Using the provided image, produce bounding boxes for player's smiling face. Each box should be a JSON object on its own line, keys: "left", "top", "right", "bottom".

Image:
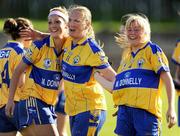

{"left": 68, "top": 10, "right": 89, "bottom": 42}
{"left": 126, "top": 20, "right": 144, "bottom": 47}
{"left": 48, "top": 14, "right": 67, "bottom": 38}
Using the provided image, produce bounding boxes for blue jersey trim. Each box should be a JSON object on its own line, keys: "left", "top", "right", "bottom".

{"left": 95, "top": 63, "right": 110, "bottom": 69}
{"left": 131, "top": 42, "right": 149, "bottom": 58}
{"left": 4, "top": 42, "right": 24, "bottom": 54}
{"left": 33, "top": 36, "right": 50, "bottom": 50}
{"left": 171, "top": 58, "right": 180, "bottom": 66}
{"left": 157, "top": 66, "right": 169, "bottom": 75}
{"left": 54, "top": 48, "right": 64, "bottom": 57}
{"left": 61, "top": 60, "right": 92, "bottom": 84}
{"left": 89, "top": 122, "right": 98, "bottom": 127}
{"left": 71, "top": 42, "right": 78, "bottom": 50}
{"left": 149, "top": 42, "right": 162, "bottom": 54}
{"left": 22, "top": 56, "right": 32, "bottom": 65}
{"left": 71, "top": 38, "right": 89, "bottom": 50}
{"left": 113, "top": 69, "right": 160, "bottom": 90}
{"left": 87, "top": 38, "right": 102, "bottom": 54}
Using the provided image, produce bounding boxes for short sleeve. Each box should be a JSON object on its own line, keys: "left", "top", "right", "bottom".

{"left": 150, "top": 46, "right": 169, "bottom": 74}
{"left": 86, "top": 50, "right": 110, "bottom": 69}
{"left": 9, "top": 51, "right": 23, "bottom": 74}
{"left": 172, "top": 41, "right": 180, "bottom": 65}
{"left": 22, "top": 43, "right": 41, "bottom": 65}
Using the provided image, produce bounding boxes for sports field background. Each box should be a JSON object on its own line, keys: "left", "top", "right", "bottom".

{"left": 0, "top": 19, "right": 180, "bottom": 136}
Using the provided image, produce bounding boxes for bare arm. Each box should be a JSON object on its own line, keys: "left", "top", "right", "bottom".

{"left": 97, "top": 66, "right": 116, "bottom": 81}
{"left": 94, "top": 72, "right": 114, "bottom": 93}
{"left": 160, "top": 71, "right": 177, "bottom": 128}
{"left": 20, "top": 28, "right": 49, "bottom": 41}
{"left": 5, "top": 61, "right": 28, "bottom": 117}
{"left": 18, "top": 70, "right": 25, "bottom": 88}
{"left": 95, "top": 66, "right": 116, "bottom": 93}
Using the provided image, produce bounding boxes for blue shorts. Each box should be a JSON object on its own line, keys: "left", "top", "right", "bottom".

{"left": 0, "top": 103, "right": 19, "bottom": 132}
{"left": 178, "top": 96, "right": 180, "bottom": 126}
{"left": 18, "top": 97, "right": 57, "bottom": 130}
{"left": 115, "top": 105, "right": 161, "bottom": 136}
{"left": 55, "top": 91, "right": 66, "bottom": 115}
{"left": 69, "top": 110, "right": 106, "bottom": 136}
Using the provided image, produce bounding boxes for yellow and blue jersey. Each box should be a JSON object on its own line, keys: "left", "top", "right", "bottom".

{"left": 22, "top": 36, "right": 63, "bottom": 105}
{"left": 113, "top": 41, "right": 169, "bottom": 119}
{"left": 62, "top": 36, "right": 110, "bottom": 116}
{"left": 172, "top": 40, "right": 180, "bottom": 65}
{"left": 172, "top": 40, "right": 180, "bottom": 95}
{"left": 0, "top": 41, "right": 24, "bottom": 108}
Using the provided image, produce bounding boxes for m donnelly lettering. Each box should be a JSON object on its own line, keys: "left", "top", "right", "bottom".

{"left": 62, "top": 71, "right": 75, "bottom": 80}
{"left": 115, "top": 78, "right": 142, "bottom": 88}
{"left": 41, "top": 78, "right": 59, "bottom": 88}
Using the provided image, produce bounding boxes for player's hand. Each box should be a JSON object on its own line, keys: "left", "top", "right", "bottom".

{"left": 5, "top": 100, "right": 15, "bottom": 118}
{"left": 20, "top": 28, "right": 35, "bottom": 41}
{"left": 20, "top": 28, "right": 45, "bottom": 41}
{"left": 166, "top": 108, "right": 177, "bottom": 128}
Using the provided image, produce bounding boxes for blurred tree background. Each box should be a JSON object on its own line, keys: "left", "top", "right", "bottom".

{"left": 0, "top": 1, "right": 180, "bottom": 135}
{"left": 0, "top": 0, "right": 179, "bottom": 21}
{"left": 0, "top": 0, "right": 179, "bottom": 70}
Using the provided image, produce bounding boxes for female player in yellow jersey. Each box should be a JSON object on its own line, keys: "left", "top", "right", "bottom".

{"left": 95, "top": 14, "right": 177, "bottom": 135}
{"left": 0, "top": 18, "right": 33, "bottom": 136}
{"left": 5, "top": 7, "right": 68, "bottom": 136}
{"left": 172, "top": 40, "right": 180, "bottom": 127}
{"left": 16, "top": 5, "right": 116, "bottom": 135}
{"left": 61, "top": 5, "right": 116, "bottom": 136}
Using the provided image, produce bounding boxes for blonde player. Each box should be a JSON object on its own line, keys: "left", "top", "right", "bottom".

{"left": 95, "top": 14, "right": 177, "bottom": 135}
{"left": 61, "top": 5, "right": 116, "bottom": 136}
{"left": 5, "top": 7, "right": 68, "bottom": 136}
